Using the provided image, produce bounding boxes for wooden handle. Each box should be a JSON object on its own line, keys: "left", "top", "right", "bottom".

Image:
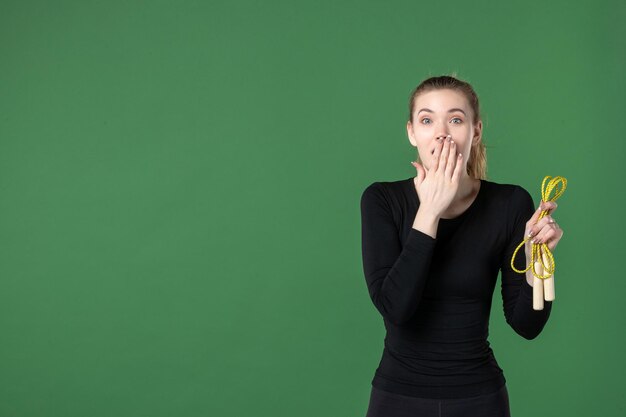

{"left": 533, "top": 261, "right": 544, "bottom": 310}
{"left": 541, "top": 251, "right": 555, "bottom": 301}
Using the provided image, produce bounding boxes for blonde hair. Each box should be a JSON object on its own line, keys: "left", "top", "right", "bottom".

{"left": 408, "top": 74, "right": 487, "bottom": 180}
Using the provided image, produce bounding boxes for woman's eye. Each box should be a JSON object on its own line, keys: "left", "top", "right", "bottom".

{"left": 421, "top": 117, "right": 462, "bottom": 124}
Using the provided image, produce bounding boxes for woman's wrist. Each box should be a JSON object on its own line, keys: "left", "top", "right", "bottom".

{"left": 412, "top": 206, "right": 440, "bottom": 239}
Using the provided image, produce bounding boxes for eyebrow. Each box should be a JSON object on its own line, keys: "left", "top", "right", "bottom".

{"left": 417, "top": 108, "right": 466, "bottom": 116}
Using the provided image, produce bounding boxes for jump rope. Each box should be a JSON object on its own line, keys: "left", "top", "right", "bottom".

{"left": 509, "top": 175, "right": 567, "bottom": 310}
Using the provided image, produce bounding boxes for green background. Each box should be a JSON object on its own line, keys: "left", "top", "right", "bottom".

{"left": 1, "top": 0, "right": 624, "bottom": 416}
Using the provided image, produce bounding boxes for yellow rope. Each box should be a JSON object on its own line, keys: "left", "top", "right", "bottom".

{"left": 510, "top": 176, "right": 567, "bottom": 279}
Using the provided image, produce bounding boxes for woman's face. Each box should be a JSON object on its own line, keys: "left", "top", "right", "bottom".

{"left": 406, "top": 88, "right": 482, "bottom": 172}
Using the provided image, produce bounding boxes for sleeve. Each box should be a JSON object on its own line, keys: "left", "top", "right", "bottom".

{"left": 360, "top": 182, "right": 437, "bottom": 325}
{"left": 500, "top": 185, "right": 553, "bottom": 340}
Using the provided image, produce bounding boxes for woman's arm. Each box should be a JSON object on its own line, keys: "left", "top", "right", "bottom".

{"left": 500, "top": 186, "right": 553, "bottom": 340}
{"left": 360, "top": 182, "right": 437, "bottom": 325}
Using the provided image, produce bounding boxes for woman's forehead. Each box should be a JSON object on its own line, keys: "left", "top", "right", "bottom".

{"left": 415, "top": 89, "right": 468, "bottom": 108}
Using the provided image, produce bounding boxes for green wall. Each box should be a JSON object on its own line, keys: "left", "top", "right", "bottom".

{"left": 1, "top": 0, "right": 624, "bottom": 415}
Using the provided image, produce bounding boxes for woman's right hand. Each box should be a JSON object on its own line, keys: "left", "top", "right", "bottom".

{"left": 410, "top": 135, "right": 464, "bottom": 218}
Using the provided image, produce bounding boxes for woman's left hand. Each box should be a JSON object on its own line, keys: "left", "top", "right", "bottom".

{"left": 526, "top": 201, "right": 564, "bottom": 252}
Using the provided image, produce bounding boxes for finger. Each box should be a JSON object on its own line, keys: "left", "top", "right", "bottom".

{"left": 533, "top": 227, "right": 556, "bottom": 245}
{"left": 528, "top": 215, "right": 556, "bottom": 238}
{"left": 445, "top": 139, "right": 457, "bottom": 178}
{"left": 438, "top": 137, "right": 451, "bottom": 173}
{"left": 432, "top": 138, "right": 444, "bottom": 171}
{"left": 452, "top": 150, "right": 463, "bottom": 182}
{"left": 411, "top": 160, "right": 426, "bottom": 185}
{"left": 532, "top": 217, "right": 561, "bottom": 244}
{"left": 525, "top": 203, "right": 545, "bottom": 236}
{"left": 545, "top": 227, "right": 564, "bottom": 252}
{"left": 541, "top": 201, "right": 558, "bottom": 215}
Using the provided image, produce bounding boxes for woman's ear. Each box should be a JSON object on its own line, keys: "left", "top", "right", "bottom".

{"left": 406, "top": 121, "right": 417, "bottom": 147}
{"left": 472, "top": 120, "right": 483, "bottom": 146}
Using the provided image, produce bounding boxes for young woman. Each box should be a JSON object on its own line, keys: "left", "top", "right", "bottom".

{"left": 360, "top": 75, "right": 563, "bottom": 417}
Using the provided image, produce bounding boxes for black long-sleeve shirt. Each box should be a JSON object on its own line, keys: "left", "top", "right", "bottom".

{"left": 360, "top": 177, "right": 553, "bottom": 399}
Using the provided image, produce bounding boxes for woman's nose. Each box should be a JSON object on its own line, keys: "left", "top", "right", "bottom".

{"left": 436, "top": 133, "right": 452, "bottom": 142}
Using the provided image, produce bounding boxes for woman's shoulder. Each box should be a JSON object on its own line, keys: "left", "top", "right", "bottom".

{"left": 482, "top": 179, "right": 532, "bottom": 201}
{"left": 362, "top": 176, "right": 412, "bottom": 194}
{"left": 483, "top": 179, "right": 535, "bottom": 219}
{"left": 360, "top": 177, "right": 414, "bottom": 210}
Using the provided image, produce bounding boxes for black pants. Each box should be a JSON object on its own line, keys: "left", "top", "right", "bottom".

{"left": 365, "top": 384, "right": 511, "bottom": 417}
